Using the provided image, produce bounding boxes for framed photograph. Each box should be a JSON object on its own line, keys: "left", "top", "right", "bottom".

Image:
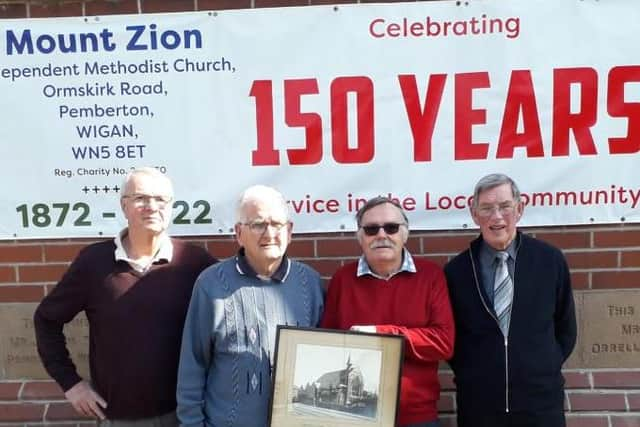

{"left": 269, "top": 326, "right": 404, "bottom": 427}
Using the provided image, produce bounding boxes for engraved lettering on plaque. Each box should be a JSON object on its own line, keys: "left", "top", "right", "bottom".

{"left": 0, "top": 304, "right": 90, "bottom": 380}
{"left": 575, "top": 290, "right": 640, "bottom": 368}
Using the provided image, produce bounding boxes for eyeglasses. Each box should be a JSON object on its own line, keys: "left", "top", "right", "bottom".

{"left": 360, "top": 223, "right": 405, "bottom": 236}
{"left": 476, "top": 203, "right": 517, "bottom": 218}
{"left": 123, "top": 194, "right": 173, "bottom": 208}
{"left": 242, "top": 220, "right": 289, "bottom": 234}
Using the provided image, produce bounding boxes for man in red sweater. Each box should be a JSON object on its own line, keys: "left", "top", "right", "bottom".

{"left": 321, "top": 196, "right": 454, "bottom": 427}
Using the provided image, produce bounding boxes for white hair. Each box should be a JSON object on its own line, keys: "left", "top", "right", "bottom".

{"left": 235, "top": 185, "right": 289, "bottom": 223}
{"left": 120, "top": 167, "right": 173, "bottom": 198}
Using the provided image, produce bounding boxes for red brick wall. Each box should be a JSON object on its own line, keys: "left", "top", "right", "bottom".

{"left": 1, "top": 1, "right": 639, "bottom": 426}
{"left": 2, "top": 225, "right": 640, "bottom": 425}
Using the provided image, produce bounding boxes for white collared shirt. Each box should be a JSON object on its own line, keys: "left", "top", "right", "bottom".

{"left": 114, "top": 228, "right": 173, "bottom": 273}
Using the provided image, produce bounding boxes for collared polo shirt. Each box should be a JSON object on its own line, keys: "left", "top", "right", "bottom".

{"left": 356, "top": 248, "right": 417, "bottom": 280}
{"left": 234, "top": 248, "right": 291, "bottom": 282}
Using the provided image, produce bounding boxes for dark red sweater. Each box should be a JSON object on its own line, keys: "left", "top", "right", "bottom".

{"left": 34, "top": 239, "right": 216, "bottom": 419}
{"left": 320, "top": 259, "right": 455, "bottom": 425}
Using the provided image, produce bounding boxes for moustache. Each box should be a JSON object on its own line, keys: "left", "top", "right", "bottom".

{"left": 370, "top": 239, "right": 395, "bottom": 249}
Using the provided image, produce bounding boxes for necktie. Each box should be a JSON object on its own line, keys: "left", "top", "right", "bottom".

{"left": 494, "top": 252, "right": 513, "bottom": 336}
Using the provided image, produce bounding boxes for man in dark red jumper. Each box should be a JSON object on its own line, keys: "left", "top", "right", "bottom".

{"left": 321, "top": 196, "right": 455, "bottom": 427}
{"left": 34, "top": 167, "right": 216, "bottom": 426}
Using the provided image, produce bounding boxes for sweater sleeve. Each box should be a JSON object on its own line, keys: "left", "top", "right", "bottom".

{"left": 33, "top": 249, "right": 91, "bottom": 392}
{"left": 376, "top": 268, "right": 455, "bottom": 362}
{"left": 176, "top": 276, "right": 214, "bottom": 427}
{"left": 554, "top": 252, "right": 577, "bottom": 362}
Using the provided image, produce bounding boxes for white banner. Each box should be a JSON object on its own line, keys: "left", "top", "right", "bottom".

{"left": 1, "top": 0, "right": 639, "bottom": 239}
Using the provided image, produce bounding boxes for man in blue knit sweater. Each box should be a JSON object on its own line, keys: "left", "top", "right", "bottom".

{"left": 177, "top": 185, "right": 324, "bottom": 427}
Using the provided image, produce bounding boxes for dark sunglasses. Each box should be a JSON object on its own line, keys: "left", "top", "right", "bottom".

{"left": 360, "top": 223, "right": 404, "bottom": 236}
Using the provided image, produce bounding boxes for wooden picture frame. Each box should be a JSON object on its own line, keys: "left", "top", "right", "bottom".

{"left": 269, "top": 326, "right": 404, "bottom": 427}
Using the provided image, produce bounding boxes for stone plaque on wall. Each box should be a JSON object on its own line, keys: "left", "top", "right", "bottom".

{"left": 0, "top": 303, "right": 90, "bottom": 380}
{"left": 568, "top": 290, "right": 640, "bottom": 368}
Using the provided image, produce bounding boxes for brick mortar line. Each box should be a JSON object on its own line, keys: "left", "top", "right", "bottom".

{"left": 586, "top": 368, "right": 640, "bottom": 372}
{"left": 0, "top": 283, "right": 48, "bottom": 287}
{"left": 566, "top": 411, "right": 640, "bottom": 414}
{"left": 570, "top": 267, "right": 640, "bottom": 272}
{"left": 1, "top": 262, "right": 69, "bottom": 266}
{"left": 0, "top": 424, "right": 83, "bottom": 426}
{"left": 591, "top": 247, "right": 640, "bottom": 251}
{"left": 564, "top": 248, "right": 638, "bottom": 253}
{"left": 17, "top": 381, "right": 25, "bottom": 400}
{"left": 625, "top": 393, "right": 630, "bottom": 411}
{"left": 41, "top": 401, "right": 48, "bottom": 423}
{"left": 567, "top": 390, "right": 636, "bottom": 394}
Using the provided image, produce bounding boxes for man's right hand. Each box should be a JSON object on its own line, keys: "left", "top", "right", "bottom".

{"left": 64, "top": 380, "right": 107, "bottom": 420}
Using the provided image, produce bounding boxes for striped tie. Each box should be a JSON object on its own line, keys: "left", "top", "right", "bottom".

{"left": 494, "top": 252, "right": 513, "bottom": 336}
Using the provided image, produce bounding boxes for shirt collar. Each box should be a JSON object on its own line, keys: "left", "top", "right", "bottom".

{"left": 235, "top": 248, "right": 291, "bottom": 283}
{"left": 356, "top": 248, "right": 416, "bottom": 280}
{"left": 479, "top": 235, "right": 518, "bottom": 264}
{"left": 114, "top": 228, "right": 173, "bottom": 273}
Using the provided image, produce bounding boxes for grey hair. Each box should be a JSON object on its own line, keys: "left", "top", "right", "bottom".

{"left": 355, "top": 196, "right": 409, "bottom": 227}
{"left": 472, "top": 173, "right": 521, "bottom": 208}
{"left": 235, "top": 185, "right": 289, "bottom": 223}
{"left": 120, "top": 167, "right": 173, "bottom": 198}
